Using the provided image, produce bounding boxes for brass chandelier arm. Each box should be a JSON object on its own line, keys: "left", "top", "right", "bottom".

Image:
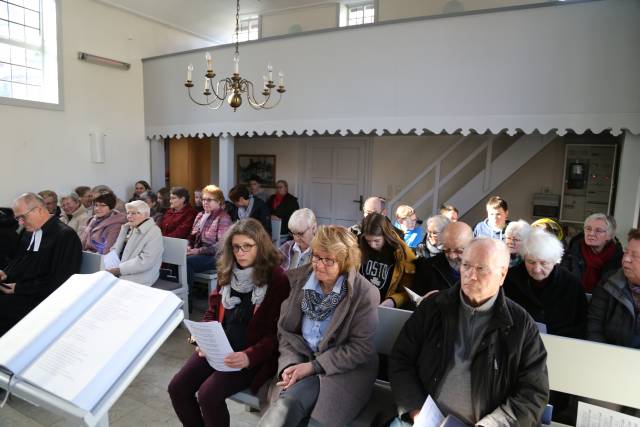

{"left": 244, "top": 79, "right": 282, "bottom": 110}
{"left": 187, "top": 86, "right": 223, "bottom": 107}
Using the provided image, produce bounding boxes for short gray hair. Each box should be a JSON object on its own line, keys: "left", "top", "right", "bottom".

{"left": 288, "top": 208, "right": 316, "bottom": 232}
{"left": 465, "top": 237, "right": 510, "bottom": 270}
{"left": 520, "top": 228, "right": 564, "bottom": 264}
{"left": 60, "top": 193, "right": 80, "bottom": 204}
{"left": 426, "top": 215, "right": 450, "bottom": 233}
{"left": 125, "top": 200, "right": 150, "bottom": 217}
{"left": 505, "top": 220, "right": 531, "bottom": 240}
{"left": 584, "top": 213, "right": 616, "bottom": 238}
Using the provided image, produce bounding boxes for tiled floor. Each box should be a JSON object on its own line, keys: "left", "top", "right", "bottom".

{"left": 0, "top": 295, "right": 263, "bottom": 427}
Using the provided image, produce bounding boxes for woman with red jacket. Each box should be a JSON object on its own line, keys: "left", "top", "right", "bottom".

{"left": 160, "top": 187, "right": 198, "bottom": 239}
{"left": 168, "top": 218, "right": 290, "bottom": 427}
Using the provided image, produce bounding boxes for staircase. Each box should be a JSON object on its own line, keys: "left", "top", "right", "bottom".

{"left": 387, "top": 131, "right": 557, "bottom": 220}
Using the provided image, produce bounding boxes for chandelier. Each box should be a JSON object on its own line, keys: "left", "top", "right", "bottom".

{"left": 183, "top": 0, "right": 286, "bottom": 111}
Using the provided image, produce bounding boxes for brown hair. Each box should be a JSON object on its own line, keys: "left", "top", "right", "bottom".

{"left": 486, "top": 195, "right": 508, "bottom": 211}
{"left": 228, "top": 185, "right": 250, "bottom": 203}
{"left": 628, "top": 228, "right": 640, "bottom": 242}
{"left": 360, "top": 213, "right": 405, "bottom": 263}
{"left": 216, "top": 218, "right": 281, "bottom": 288}
{"left": 93, "top": 192, "right": 116, "bottom": 210}
{"left": 439, "top": 203, "right": 459, "bottom": 215}
{"left": 311, "top": 225, "right": 361, "bottom": 274}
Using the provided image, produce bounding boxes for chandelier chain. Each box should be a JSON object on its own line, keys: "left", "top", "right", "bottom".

{"left": 234, "top": 0, "right": 240, "bottom": 56}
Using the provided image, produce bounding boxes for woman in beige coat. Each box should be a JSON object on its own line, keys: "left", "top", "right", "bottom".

{"left": 258, "top": 225, "right": 379, "bottom": 427}
{"left": 106, "top": 200, "right": 163, "bottom": 286}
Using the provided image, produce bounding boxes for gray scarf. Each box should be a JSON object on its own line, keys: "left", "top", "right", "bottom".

{"left": 220, "top": 265, "right": 267, "bottom": 309}
{"left": 237, "top": 197, "right": 255, "bottom": 220}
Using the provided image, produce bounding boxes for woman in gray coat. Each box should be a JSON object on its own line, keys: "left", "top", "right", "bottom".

{"left": 106, "top": 200, "right": 163, "bottom": 286}
{"left": 259, "top": 225, "right": 380, "bottom": 427}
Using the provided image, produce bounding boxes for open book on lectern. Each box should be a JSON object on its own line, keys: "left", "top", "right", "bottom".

{"left": 0, "top": 271, "right": 182, "bottom": 413}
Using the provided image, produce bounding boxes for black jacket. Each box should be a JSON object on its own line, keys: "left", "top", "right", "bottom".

{"left": 0, "top": 210, "right": 19, "bottom": 269}
{"left": 587, "top": 269, "right": 640, "bottom": 348}
{"left": 504, "top": 263, "right": 587, "bottom": 339}
{"left": 267, "top": 193, "right": 299, "bottom": 235}
{"left": 389, "top": 284, "right": 549, "bottom": 426}
{"left": 412, "top": 253, "right": 458, "bottom": 296}
{"left": 248, "top": 197, "right": 271, "bottom": 234}
{"left": 561, "top": 232, "right": 623, "bottom": 288}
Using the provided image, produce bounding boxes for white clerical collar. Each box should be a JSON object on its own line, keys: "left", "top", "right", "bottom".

{"left": 28, "top": 229, "right": 43, "bottom": 252}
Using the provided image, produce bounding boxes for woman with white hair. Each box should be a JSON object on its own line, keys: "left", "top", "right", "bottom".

{"left": 279, "top": 208, "right": 317, "bottom": 270}
{"left": 504, "top": 228, "right": 587, "bottom": 338}
{"left": 505, "top": 220, "right": 531, "bottom": 268}
{"left": 562, "top": 213, "right": 623, "bottom": 292}
{"left": 416, "top": 214, "right": 450, "bottom": 258}
{"left": 105, "top": 200, "right": 164, "bottom": 286}
{"left": 59, "top": 192, "right": 90, "bottom": 235}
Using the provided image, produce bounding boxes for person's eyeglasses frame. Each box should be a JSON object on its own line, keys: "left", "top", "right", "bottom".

{"left": 311, "top": 255, "right": 336, "bottom": 267}
{"left": 232, "top": 243, "right": 257, "bottom": 253}
{"left": 289, "top": 227, "right": 311, "bottom": 239}
{"left": 15, "top": 206, "right": 38, "bottom": 222}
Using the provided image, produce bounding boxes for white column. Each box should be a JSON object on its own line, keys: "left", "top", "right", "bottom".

{"left": 218, "top": 134, "right": 235, "bottom": 195}
{"left": 149, "top": 137, "right": 165, "bottom": 190}
{"left": 614, "top": 131, "right": 640, "bottom": 241}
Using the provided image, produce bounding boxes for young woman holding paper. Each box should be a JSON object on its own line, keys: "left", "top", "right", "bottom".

{"left": 168, "top": 218, "right": 290, "bottom": 427}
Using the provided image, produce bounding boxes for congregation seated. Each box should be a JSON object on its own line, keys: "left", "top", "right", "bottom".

{"left": 416, "top": 214, "right": 449, "bottom": 258}
{"left": 279, "top": 208, "right": 316, "bottom": 271}
{"left": 160, "top": 186, "right": 198, "bottom": 239}
{"left": 439, "top": 203, "right": 459, "bottom": 222}
{"left": 140, "top": 190, "right": 164, "bottom": 225}
{"left": 359, "top": 213, "right": 416, "bottom": 309}
{"left": 129, "top": 179, "right": 151, "bottom": 202}
{"left": 0, "top": 209, "right": 19, "bottom": 269}
{"left": 105, "top": 200, "right": 163, "bottom": 286}
{"left": 350, "top": 195, "right": 396, "bottom": 237}
{"left": 91, "top": 184, "right": 126, "bottom": 213}
{"left": 248, "top": 175, "right": 269, "bottom": 202}
{"left": 185, "top": 185, "right": 232, "bottom": 293}
{"left": 38, "top": 189, "right": 61, "bottom": 217}
{"left": 168, "top": 218, "right": 290, "bottom": 426}
{"left": 74, "top": 185, "right": 94, "bottom": 216}
{"left": 59, "top": 192, "right": 90, "bottom": 235}
{"left": 0, "top": 193, "right": 82, "bottom": 336}
{"left": 394, "top": 205, "right": 423, "bottom": 249}
{"left": 412, "top": 221, "right": 473, "bottom": 297}
{"left": 562, "top": 213, "right": 623, "bottom": 293}
{"left": 268, "top": 180, "right": 300, "bottom": 237}
{"left": 228, "top": 184, "right": 271, "bottom": 233}
{"left": 389, "top": 238, "right": 549, "bottom": 425}
{"left": 587, "top": 228, "right": 640, "bottom": 348}
{"left": 473, "top": 195, "right": 510, "bottom": 240}
{"left": 504, "top": 219, "right": 531, "bottom": 268}
{"left": 80, "top": 191, "right": 126, "bottom": 254}
{"left": 504, "top": 228, "right": 587, "bottom": 339}
{"left": 258, "top": 225, "right": 379, "bottom": 427}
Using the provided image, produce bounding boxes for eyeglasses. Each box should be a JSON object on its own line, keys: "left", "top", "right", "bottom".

{"left": 428, "top": 230, "right": 440, "bottom": 236}
{"left": 232, "top": 243, "right": 256, "bottom": 253}
{"left": 461, "top": 262, "right": 491, "bottom": 276}
{"left": 14, "top": 206, "right": 37, "bottom": 221}
{"left": 443, "top": 248, "right": 464, "bottom": 256}
{"left": 94, "top": 203, "right": 109, "bottom": 208}
{"left": 525, "top": 259, "right": 553, "bottom": 268}
{"left": 505, "top": 236, "right": 522, "bottom": 243}
{"left": 584, "top": 226, "right": 607, "bottom": 235}
{"left": 311, "top": 255, "right": 336, "bottom": 267}
{"left": 289, "top": 227, "right": 310, "bottom": 238}
{"left": 201, "top": 198, "right": 216, "bottom": 203}
{"left": 126, "top": 211, "right": 142, "bottom": 216}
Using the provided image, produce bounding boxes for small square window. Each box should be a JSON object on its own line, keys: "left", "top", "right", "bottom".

{"left": 345, "top": 2, "right": 375, "bottom": 27}
{"left": 236, "top": 16, "right": 259, "bottom": 42}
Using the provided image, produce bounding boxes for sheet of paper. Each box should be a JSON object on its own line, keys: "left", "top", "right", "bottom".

{"left": 414, "top": 395, "right": 444, "bottom": 427}
{"left": 103, "top": 251, "right": 120, "bottom": 270}
{"left": 577, "top": 401, "right": 640, "bottom": 427}
{"left": 183, "top": 320, "right": 239, "bottom": 372}
{"left": 405, "top": 286, "right": 425, "bottom": 305}
{"left": 20, "top": 279, "right": 181, "bottom": 411}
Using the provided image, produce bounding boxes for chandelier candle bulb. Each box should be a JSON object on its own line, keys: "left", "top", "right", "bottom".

{"left": 187, "top": 64, "right": 193, "bottom": 82}
{"left": 205, "top": 52, "right": 213, "bottom": 72}
{"left": 279, "top": 71, "right": 284, "bottom": 86}
{"left": 204, "top": 78, "right": 210, "bottom": 92}
{"left": 267, "top": 63, "right": 273, "bottom": 81}
{"left": 234, "top": 55, "right": 239, "bottom": 74}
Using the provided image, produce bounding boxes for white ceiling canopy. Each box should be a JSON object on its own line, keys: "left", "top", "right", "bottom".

{"left": 94, "top": 0, "right": 336, "bottom": 43}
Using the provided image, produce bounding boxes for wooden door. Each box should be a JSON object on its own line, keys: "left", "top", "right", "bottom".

{"left": 168, "top": 138, "right": 211, "bottom": 197}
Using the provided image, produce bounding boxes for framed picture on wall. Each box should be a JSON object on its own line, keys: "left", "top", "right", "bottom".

{"left": 237, "top": 154, "right": 277, "bottom": 187}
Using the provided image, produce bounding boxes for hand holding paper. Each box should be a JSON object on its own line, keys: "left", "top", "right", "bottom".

{"left": 183, "top": 320, "right": 239, "bottom": 372}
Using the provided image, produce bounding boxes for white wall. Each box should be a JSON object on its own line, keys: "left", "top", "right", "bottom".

{"left": 261, "top": 4, "right": 338, "bottom": 38}
{"left": 378, "top": 0, "right": 545, "bottom": 21}
{"left": 0, "top": 0, "right": 209, "bottom": 206}
{"left": 614, "top": 132, "right": 640, "bottom": 241}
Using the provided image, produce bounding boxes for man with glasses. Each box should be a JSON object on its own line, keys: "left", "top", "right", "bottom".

{"left": 412, "top": 221, "right": 473, "bottom": 300}
{"left": 0, "top": 193, "right": 82, "bottom": 336}
{"left": 390, "top": 237, "right": 549, "bottom": 426}
{"left": 279, "top": 208, "right": 317, "bottom": 270}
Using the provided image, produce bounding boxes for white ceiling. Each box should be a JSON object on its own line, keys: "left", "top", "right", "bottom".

{"left": 95, "top": 0, "right": 335, "bottom": 44}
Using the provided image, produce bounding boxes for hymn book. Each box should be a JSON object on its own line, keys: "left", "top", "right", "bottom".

{"left": 0, "top": 271, "right": 182, "bottom": 413}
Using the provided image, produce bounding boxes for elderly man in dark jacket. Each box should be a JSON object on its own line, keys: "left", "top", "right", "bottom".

{"left": 390, "top": 238, "right": 549, "bottom": 426}
{"left": 0, "top": 193, "right": 82, "bottom": 336}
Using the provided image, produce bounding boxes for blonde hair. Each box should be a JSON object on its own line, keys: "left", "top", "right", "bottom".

{"left": 395, "top": 204, "right": 415, "bottom": 220}
{"left": 311, "top": 225, "right": 361, "bottom": 274}
{"left": 202, "top": 184, "right": 225, "bottom": 205}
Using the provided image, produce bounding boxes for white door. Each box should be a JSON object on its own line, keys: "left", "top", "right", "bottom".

{"left": 304, "top": 137, "right": 371, "bottom": 227}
